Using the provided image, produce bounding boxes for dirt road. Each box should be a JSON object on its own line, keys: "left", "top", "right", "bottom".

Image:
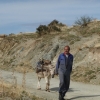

{"left": 1, "top": 70, "right": 100, "bottom": 100}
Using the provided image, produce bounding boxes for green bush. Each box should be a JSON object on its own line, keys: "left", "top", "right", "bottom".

{"left": 48, "top": 19, "right": 59, "bottom": 26}
{"left": 36, "top": 19, "right": 63, "bottom": 36}
{"left": 52, "top": 26, "right": 61, "bottom": 32}
{"left": 36, "top": 25, "right": 49, "bottom": 36}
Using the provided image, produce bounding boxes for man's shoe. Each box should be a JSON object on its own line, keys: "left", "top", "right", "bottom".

{"left": 62, "top": 98, "right": 65, "bottom": 100}
{"left": 59, "top": 94, "right": 61, "bottom": 100}
{"left": 59, "top": 93, "right": 64, "bottom": 100}
{"left": 59, "top": 93, "right": 62, "bottom": 100}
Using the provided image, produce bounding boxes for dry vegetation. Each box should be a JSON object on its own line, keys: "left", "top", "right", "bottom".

{"left": 0, "top": 69, "right": 44, "bottom": 100}
{"left": 0, "top": 82, "right": 44, "bottom": 100}
{"left": 71, "top": 66, "right": 100, "bottom": 85}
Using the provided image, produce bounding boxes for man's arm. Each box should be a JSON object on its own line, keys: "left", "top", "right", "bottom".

{"left": 70, "top": 55, "right": 73, "bottom": 73}
{"left": 55, "top": 55, "right": 60, "bottom": 75}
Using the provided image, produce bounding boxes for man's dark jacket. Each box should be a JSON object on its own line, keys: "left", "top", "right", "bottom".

{"left": 55, "top": 53, "right": 73, "bottom": 74}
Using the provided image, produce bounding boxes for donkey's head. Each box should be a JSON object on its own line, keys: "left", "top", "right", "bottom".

{"left": 43, "top": 59, "right": 51, "bottom": 65}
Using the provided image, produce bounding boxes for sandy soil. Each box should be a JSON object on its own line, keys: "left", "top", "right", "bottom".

{"left": 1, "top": 70, "right": 100, "bottom": 100}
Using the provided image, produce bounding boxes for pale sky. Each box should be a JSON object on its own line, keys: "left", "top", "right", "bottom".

{"left": 0, "top": 0, "right": 100, "bottom": 34}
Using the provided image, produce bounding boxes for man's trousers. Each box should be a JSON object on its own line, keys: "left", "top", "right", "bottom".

{"left": 58, "top": 71, "right": 70, "bottom": 96}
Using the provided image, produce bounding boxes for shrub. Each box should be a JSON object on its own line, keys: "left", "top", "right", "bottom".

{"left": 48, "top": 19, "right": 59, "bottom": 26}
{"left": 36, "top": 19, "right": 63, "bottom": 36}
{"left": 75, "top": 16, "right": 93, "bottom": 27}
{"left": 36, "top": 25, "right": 48, "bottom": 36}
{"left": 52, "top": 26, "right": 61, "bottom": 32}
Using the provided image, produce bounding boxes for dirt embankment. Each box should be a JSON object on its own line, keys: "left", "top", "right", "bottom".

{"left": 0, "top": 20, "right": 100, "bottom": 85}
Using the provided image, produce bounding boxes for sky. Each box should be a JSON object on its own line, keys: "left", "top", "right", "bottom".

{"left": 0, "top": 0, "right": 100, "bottom": 34}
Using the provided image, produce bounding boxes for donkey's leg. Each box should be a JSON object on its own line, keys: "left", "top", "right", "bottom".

{"left": 37, "top": 77, "right": 41, "bottom": 90}
{"left": 48, "top": 76, "right": 51, "bottom": 92}
{"left": 45, "top": 77, "right": 50, "bottom": 92}
{"left": 45, "top": 77, "right": 48, "bottom": 91}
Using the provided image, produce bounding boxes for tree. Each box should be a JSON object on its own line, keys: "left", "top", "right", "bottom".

{"left": 75, "top": 16, "right": 93, "bottom": 27}
{"left": 48, "top": 19, "right": 59, "bottom": 26}
{"left": 36, "top": 25, "right": 48, "bottom": 36}
{"left": 36, "top": 19, "right": 63, "bottom": 36}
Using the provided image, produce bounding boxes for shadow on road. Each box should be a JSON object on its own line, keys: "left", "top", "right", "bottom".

{"left": 66, "top": 95, "right": 100, "bottom": 100}
{"left": 50, "top": 87, "right": 74, "bottom": 92}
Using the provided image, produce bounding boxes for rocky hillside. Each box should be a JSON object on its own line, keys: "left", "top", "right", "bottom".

{"left": 0, "top": 20, "right": 100, "bottom": 85}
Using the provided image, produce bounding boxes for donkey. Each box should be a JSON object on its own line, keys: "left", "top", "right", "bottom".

{"left": 36, "top": 59, "right": 55, "bottom": 92}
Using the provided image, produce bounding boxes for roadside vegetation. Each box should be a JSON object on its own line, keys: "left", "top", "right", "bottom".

{"left": 36, "top": 20, "right": 65, "bottom": 36}
{"left": 75, "top": 16, "right": 93, "bottom": 27}
{"left": 0, "top": 69, "right": 44, "bottom": 100}
{"left": 71, "top": 66, "right": 100, "bottom": 84}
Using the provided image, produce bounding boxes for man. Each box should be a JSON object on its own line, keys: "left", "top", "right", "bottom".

{"left": 55, "top": 46, "right": 73, "bottom": 100}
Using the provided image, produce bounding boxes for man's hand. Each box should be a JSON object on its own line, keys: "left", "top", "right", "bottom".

{"left": 54, "top": 70, "right": 58, "bottom": 76}
{"left": 55, "top": 73, "right": 58, "bottom": 76}
{"left": 52, "top": 74, "right": 55, "bottom": 78}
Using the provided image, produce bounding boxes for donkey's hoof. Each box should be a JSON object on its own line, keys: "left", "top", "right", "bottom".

{"left": 37, "top": 88, "right": 41, "bottom": 90}
{"left": 48, "top": 90, "right": 50, "bottom": 92}
{"left": 45, "top": 89, "right": 50, "bottom": 92}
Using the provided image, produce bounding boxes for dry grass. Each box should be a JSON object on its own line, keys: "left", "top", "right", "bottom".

{"left": 71, "top": 66, "right": 100, "bottom": 84}
{"left": 0, "top": 69, "right": 44, "bottom": 100}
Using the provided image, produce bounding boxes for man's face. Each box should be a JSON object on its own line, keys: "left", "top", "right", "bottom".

{"left": 64, "top": 47, "right": 70, "bottom": 54}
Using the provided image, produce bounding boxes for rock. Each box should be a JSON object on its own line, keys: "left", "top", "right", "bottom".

{"left": 94, "top": 43, "right": 100, "bottom": 47}
{"left": 69, "top": 31, "right": 77, "bottom": 36}
{"left": 42, "top": 44, "right": 59, "bottom": 61}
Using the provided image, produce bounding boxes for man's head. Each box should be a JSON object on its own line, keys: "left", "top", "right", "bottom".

{"left": 64, "top": 45, "right": 70, "bottom": 54}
